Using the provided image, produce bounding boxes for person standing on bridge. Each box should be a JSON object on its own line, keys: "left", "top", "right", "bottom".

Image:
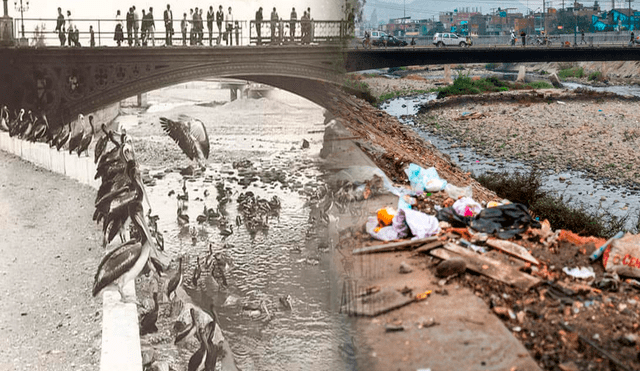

{"left": 520, "top": 30, "right": 526, "bottom": 47}
{"left": 300, "top": 10, "right": 308, "bottom": 44}
{"left": 307, "top": 7, "right": 313, "bottom": 43}
{"left": 148, "top": 7, "right": 156, "bottom": 47}
{"left": 207, "top": 6, "right": 214, "bottom": 46}
{"left": 133, "top": 6, "right": 140, "bottom": 46}
{"left": 66, "top": 11, "right": 73, "bottom": 47}
{"left": 226, "top": 7, "right": 234, "bottom": 46}
{"left": 255, "top": 7, "right": 263, "bottom": 45}
{"left": 198, "top": 8, "right": 205, "bottom": 45}
{"left": 581, "top": 30, "right": 586, "bottom": 45}
{"left": 216, "top": 5, "right": 224, "bottom": 45}
{"left": 189, "top": 8, "right": 195, "bottom": 45}
{"left": 114, "top": 10, "right": 125, "bottom": 47}
{"left": 181, "top": 12, "right": 188, "bottom": 45}
{"left": 289, "top": 8, "right": 297, "bottom": 43}
{"left": 126, "top": 8, "right": 133, "bottom": 46}
{"left": 270, "top": 7, "right": 278, "bottom": 44}
{"left": 54, "top": 7, "right": 66, "bottom": 47}
{"left": 90, "top": 25, "right": 95, "bottom": 47}
{"left": 164, "top": 4, "right": 173, "bottom": 46}
{"left": 140, "top": 9, "right": 148, "bottom": 46}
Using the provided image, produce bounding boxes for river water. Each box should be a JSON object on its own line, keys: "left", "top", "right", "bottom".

{"left": 118, "top": 82, "right": 356, "bottom": 370}
{"left": 380, "top": 80, "right": 640, "bottom": 227}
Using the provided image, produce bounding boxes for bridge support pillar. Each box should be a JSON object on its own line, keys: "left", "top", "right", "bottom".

{"left": 136, "top": 93, "right": 147, "bottom": 107}
{"left": 516, "top": 65, "right": 526, "bottom": 82}
{"left": 0, "top": 13, "right": 14, "bottom": 47}
{"left": 230, "top": 87, "right": 238, "bottom": 101}
{"left": 443, "top": 64, "right": 453, "bottom": 85}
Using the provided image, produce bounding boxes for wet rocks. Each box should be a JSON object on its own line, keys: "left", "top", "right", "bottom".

{"left": 399, "top": 261, "right": 413, "bottom": 274}
{"left": 618, "top": 333, "right": 638, "bottom": 346}
{"left": 435, "top": 257, "right": 466, "bottom": 278}
{"left": 301, "top": 139, "right": 310, "bottom": 149}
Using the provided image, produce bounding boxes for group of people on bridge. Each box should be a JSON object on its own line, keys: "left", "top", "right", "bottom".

{"left": 53, "top": 4, "right": 320, "bottom": 48}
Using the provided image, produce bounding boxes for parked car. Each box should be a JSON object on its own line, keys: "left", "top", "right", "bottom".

{"left": 372, "top": 35, "right": 408, "bottom": 47}
{"left": 432, "top": 33, "right": 472, "bottom": 47}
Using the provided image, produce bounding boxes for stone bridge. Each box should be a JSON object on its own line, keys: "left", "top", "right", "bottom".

{"left": 0, "top": 46, "right": 346, "bottom": 128}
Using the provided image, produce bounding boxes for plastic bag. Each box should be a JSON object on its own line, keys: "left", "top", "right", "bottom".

{"left": 445, "top": 183, "right": 473, "bottom": 199}
{"left": 452, "top": 197, "right": 482, "bottom": 217}
{"left": 404, "top": 163, "right": 447, "bottom": 194}
{"left": 366, "top": 211, "right": 410, "bottom": 241}
{"left": 603, "top": 233, "right": 640, "bottom": 278}
{"left": 335, "top": 166, "right": 399, "bottom": 196}
{"left": 401, "top": 208, "right": 440, "bottom": 239}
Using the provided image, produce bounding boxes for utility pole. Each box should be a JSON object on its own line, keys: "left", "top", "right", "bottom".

{"left": 543, "top": 0, "right": 546, "bottom": 35}
{"left": 574, "top": 1, "right": 578, "bottom": 45}
{"left": 629, "top": 0, "right": 632, "bottom": 31}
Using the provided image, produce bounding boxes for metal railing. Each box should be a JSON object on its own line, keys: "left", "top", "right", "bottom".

{"left": 351, "top": 31, "right": 640, "bottom": 48}
{"left": 10, "top": 17, "right": 352, "bottom": 47}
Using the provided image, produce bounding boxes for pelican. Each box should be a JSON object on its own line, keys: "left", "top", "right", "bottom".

{"left": 220, "top": 225, "right": 233, "bottom": 239}
{"left": 269, "top": 195, "right": 281, "bottom": 210}
{"left": 0, "top": 106, "right": 10, "bottom": 132}
{"left": 175, "top": 307, "right": 197, "bottom": 345}
{"left": 54, "top": 122, "right": 71, "bottom": 151}
{"left": 94, "top": 124, "right": 110, "bottom": 163}
{"left": 140, "top": 292, "right": 159, "bottom": 335}
{"left": 29, "top": 113, "right": 49, "bottom": 142}
{"left": 68, "top": 114, "right": 85, "bottom": 154}
{"left": 210, "top": 253, "right": 228, "bottom": 288}
{"left": 160, "top": 115, "right": 210, "bottom": 167}
{"left": 166, "top": 257, "right": 183, "bottom": 301}
{"left": 8, "top": 109, "right": 24, "bottom": 137}
{"left": 18, "top": 110, "right": 35, "bottom": 139}
{"left": 188, "top": 318, "right": 218, "bottom": 371}
{"left": 76, "top": 115, "right": 95, "bottom": 157}
{"left": 279, "top": 295, "right": 293, "bottom": 310}
{"left": 192, "top": 256, "right": 201, "bottom": 287}
{"left": 177, "top": 207, "right": 190, "bottom": 226}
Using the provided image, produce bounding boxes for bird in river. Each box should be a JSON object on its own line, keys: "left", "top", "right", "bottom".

{"left": 160, "top": 115, "right": 210, "bottom": 168}
{"left": 76, "top": 115, "right": 95, "bottom": 157}
{"left": 188, "top": 317, "right": 218, "bottom": 371}
{"left": 175, "top": 307, "right": 198, "bottom": 345}
{"left": 139, "top": 291, "right": 160, "bottom": 335}
{"left": 192, "top": 256, "right": 201, "bottom": 287}
{"left": 166, "top": 257, "right": 183, "bottom": 301}
{"left": 279, "top": 295, "right": 293, "bottom": 310}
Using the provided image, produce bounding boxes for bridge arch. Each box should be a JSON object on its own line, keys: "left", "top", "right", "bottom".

{"left": 0, "top": 47, "right": 346, "bottom": 127}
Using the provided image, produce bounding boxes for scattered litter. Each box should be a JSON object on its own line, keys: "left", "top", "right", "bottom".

{"left": 385, "top": 324, "right": 405, "bottom": 332}
{"left": 404, "top": 163, "right": 447, "bottom": 194}
{"left": 452, "top": 197, "right": 482, "bottom": 217}
{"left": 603, "top": 233, "right": 640, "bottom": 278}
{"left": 562, "top": 266, "right": 596, "bottom": 280}
{"left": 458, "top": 238, "right": 487, "bottom": 254}
{"left": 353, "top": 236, "right": 439, "bottom": 255}
{"left": 485, "top": 239, "right": 539, "bottom": 265}
{"left": 366, "top": 208, "right": 440, "bottom": 242}
{"left": 445, "top": 183, "right": 473, "bottom": 200}
{"left": 557, "top": 101, "right": 566, "bottom": 105}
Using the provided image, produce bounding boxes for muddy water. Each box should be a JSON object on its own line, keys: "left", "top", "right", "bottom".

{"left": 122, "top": 83, "right": 355, "bottom": 370}
{"left": 381, "top": 89, "right": 640, "bottom": 227}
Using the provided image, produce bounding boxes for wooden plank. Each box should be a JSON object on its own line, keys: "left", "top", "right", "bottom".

{"left": 485, "top": 239, "right": 540, "bottom": 266}
{"left": 414, "top": 240, "right": 445, "bottom": 253}
{"left": 430, "top": 243, "right": 540, "bottom": 291}
{"left": 352, "top": 236, "right": 438, "bottom": 255}
{"left": 349, "top": 288, "right": 416, "bottom": 317}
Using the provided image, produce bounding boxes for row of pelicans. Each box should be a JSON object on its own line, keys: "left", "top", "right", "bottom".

{"left": 1, "top": 107, "right": 211, "bottom": 168}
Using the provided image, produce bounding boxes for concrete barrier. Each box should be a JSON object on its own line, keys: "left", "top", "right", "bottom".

{"left": 0, "top": 129, "right": 143, "bottom": 371}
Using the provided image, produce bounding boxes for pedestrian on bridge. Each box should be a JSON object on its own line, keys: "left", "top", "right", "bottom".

{"left": 181, "top": 12, "right": 188, "bottom": 45}
{"left": 198, "top": 8, "right": 204, "bottom": 45}
{"left": 114, "top": 10, "right": 125, "bottom": 47}
{"left": 66, "top": 11, "right": 73, "bottom": 47}
{"left": 226, "top": 7, "right": 234, "bottom": 45}
{"left": 207, "top": 6, "right": 215, "bottom": 46}
{"left": 126, "top": 7, "right": 134, "bottom": 46}
{"left": 216, "top": 5, "right": 224, "bottom": 45}
{"left": 581, "top": 30, "right": 586, "bottom": 45}
{"left": 90, "top": 25, "right": 95, "bottom": 47}
{"left": 141, "top": 9, "right": 147, "bottom": 45}
{"left": 148, "top": 7, "right": 156, "bottom": 46}
{"left": 164, "top": 4, "right": 173, "bottom": 46}
{"left": 290, "top": 8, "right": 297, "bottom": 43}
{"left": 133, "top": 6, "right": 140, "bottom": 46}
{"left": 520, "top": 30, "right": 526, "bottom": 47}
{"left": 255, "top": 7, "right": 263, "bottom": 45}
{"left": 270, "top": 7, "right": 278, "bottom": 44}
{"left": 54, "top": 7, "right": 66, "bottom": 47}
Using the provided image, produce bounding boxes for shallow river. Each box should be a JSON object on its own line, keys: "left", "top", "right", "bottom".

{"left": 119, "top": 83, "right": 356, "bottom": 370}
{"left": 381, "top": 81, "right": 640, "bottom": 227}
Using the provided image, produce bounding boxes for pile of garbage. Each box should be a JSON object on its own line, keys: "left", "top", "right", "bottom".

{"left": 349, "top": 163, "right": 640, "bottom": 371}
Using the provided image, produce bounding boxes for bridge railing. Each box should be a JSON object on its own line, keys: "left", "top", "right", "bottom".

{"left": 351, "top": 31, "right": 638, "bottom": 48}
{"left": 11, "top": 17, "right": 352, "bottom": 47}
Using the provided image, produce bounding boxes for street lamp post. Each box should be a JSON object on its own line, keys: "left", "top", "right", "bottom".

{"left": 14, "top": 0, "right": 28, "bottom": 40}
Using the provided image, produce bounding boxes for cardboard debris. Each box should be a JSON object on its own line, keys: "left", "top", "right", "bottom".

{"left": 430, "top": 243, "right": 541, "bottom": 291}
{"left": 485, "top": 239, "right": 540, "bottom": 266}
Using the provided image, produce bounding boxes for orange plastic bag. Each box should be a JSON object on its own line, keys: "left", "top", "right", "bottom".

{"left": 558, "top": 230, "right": 606, "bottom": 247}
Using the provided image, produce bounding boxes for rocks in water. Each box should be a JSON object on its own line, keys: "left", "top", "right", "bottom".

{"left": 141, "top": 349, "right": 155, "bottom": 367}
{"left": 618, "top": 333, "right": 637, "bottom": 346}
{"left": 180, "top": 165, "right": 195, "bottom": 176}
{"left": 399, "top": 261, "right": 413, "bottom": 274}
{"left": 149, "top": 361, "right": 170, "bottom": 371}
{"left": 549, "top": 73, "right": 563, "bottom": 88}
{"left": 301, "top": 139, "right": 310, "bottom": 149}
{"left": 435, "top": 257, "right": 466, "bottom": 278}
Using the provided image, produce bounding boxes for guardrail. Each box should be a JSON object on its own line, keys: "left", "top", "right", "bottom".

{"left": 11, "top": 17, "right": 352, "bottom": 47}
{"left": 351, "top": 31, "right": 640, "bottom": 48}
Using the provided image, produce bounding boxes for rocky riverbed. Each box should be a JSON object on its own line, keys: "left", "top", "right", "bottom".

{"left": 414, "top": 89, "right": 640, "bottom": 188}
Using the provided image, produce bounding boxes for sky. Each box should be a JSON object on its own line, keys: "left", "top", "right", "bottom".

{"left": 362, "top": 0, "right": 619, "bottom": 22}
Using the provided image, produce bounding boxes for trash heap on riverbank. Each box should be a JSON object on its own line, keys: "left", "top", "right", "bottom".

{"left": 330, "top": 160, "right": 640, "bottom": 371}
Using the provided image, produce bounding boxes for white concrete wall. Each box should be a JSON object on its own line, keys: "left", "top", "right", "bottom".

{"left": 0, "top": 124, "right": 142, "bottom": 371}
